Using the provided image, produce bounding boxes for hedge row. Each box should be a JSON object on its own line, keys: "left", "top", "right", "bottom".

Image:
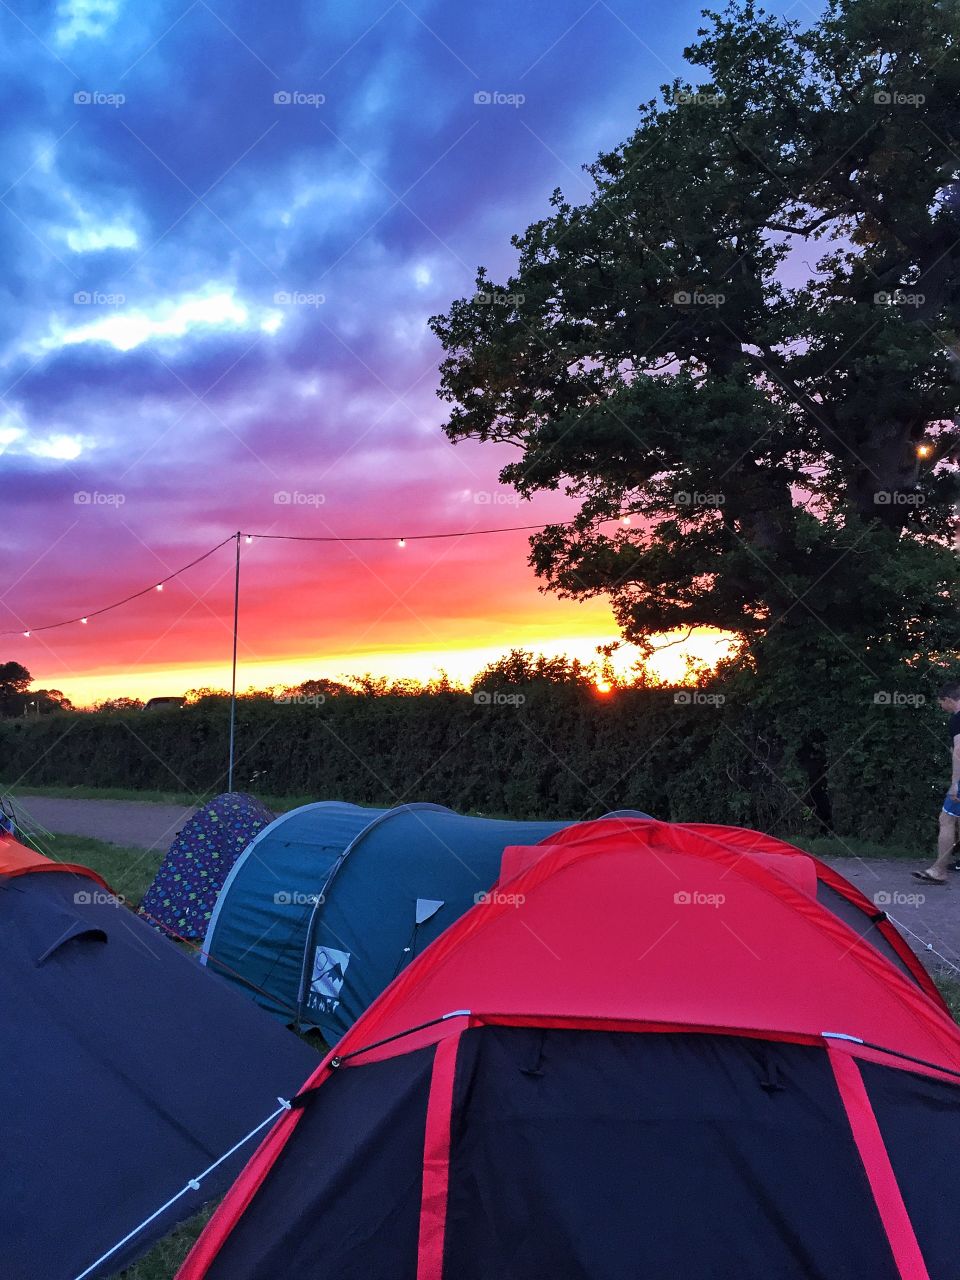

{"left": 0, "top": 681, "right": 947, "bottom": 846}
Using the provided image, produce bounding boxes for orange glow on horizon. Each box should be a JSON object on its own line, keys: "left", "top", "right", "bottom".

{"left": 29, "top": 627, "right": 738, "bottom": 708}
{"left": 11, "top": 515, "right": 739, "bottom": 709}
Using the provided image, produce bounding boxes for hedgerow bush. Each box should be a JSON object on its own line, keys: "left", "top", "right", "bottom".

{"left": 0, "top": 673, "right": 946, "bottom": 846}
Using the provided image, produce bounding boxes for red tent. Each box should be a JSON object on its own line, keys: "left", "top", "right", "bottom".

{"left": 180, "top": 818, "right": 960, "bottom": 1280}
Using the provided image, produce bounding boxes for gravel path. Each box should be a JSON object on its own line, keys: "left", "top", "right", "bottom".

{"left": 9, "top": 795, "right": 196, "bottom": 853}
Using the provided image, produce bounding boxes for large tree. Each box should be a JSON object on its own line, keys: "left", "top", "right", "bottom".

{"left": 431, "top": 0, "right": 960, "bottom": 672}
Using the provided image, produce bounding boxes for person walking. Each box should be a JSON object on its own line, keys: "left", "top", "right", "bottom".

{"left": 913, "top": 682, "right": 960, "bottom": 885}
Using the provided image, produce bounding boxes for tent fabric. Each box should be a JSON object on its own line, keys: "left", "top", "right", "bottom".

{"left": 500, "top": 818, "right": 944, "bottom": 1008}
{"left": 437, "top": 1028, "right": 904, "bottom": 1280}
{"left": 200, "top": 802, "right": 570, "bottom": 1037}
{"left": 200, "top": 800, "right": 416, "bottom": 1021}
{"left": 0, "top": 830, "right": 109, "bottom": 886}
{"left": 179, "top": 816, "right": 960, "bottom": 1280}
{"left": 0, "top": 836, "right": 317, "bottom": 1280}
{"left": 858, "top": 1058, "right": 960, "bottom": 1277}
{"left": 200, "top": 804, "right": 944, "bottom": 1038}
{"left": 139, "top": 791, "right": 274, "bottom": 939}
{"left": 621, "top": 820, "right": 945, "bottom": 1007}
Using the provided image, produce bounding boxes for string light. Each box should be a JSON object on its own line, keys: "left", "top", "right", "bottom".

{"left": 2, "top": 516, "right": 631, "bottom": 637}
{"left": 620, "top": 515, "right": 632, "bottom": 527}
{"left": 917, "top": 443, "right": 933, "bottom": 459}
{"left": 0, "top": 534, "right": 236, "bottom": 637}
{"left": 243, "top": 521, "right": 592, "bottom": 545}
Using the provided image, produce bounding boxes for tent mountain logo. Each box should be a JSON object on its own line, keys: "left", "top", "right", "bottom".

{"left": 308, "top": 946, "right": 350, "bottom": 1014}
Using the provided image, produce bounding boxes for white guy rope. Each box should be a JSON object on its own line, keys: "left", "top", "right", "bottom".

{"left": 71, "top": 1097, "right": 292, "bottom": 1280}
{"left": 887, "top": 912, "right": 960, "bottom": 981}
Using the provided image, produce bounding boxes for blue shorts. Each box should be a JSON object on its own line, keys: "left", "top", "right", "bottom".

{"left": 944, "top": 789, "right": 960, "bottom": 818}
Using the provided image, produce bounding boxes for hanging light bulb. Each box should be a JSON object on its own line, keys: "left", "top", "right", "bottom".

{"left": 620, "top": 515, "right": 632, "bottom": 527}
{"left": 155, "top": 583, "right": 163, "bottom": 592}
{"left": 244, "top": 535, "right": 253, "bottom": 544}
{"left": 22, "top": 631, "right": 29, "bottom": 638}
{"left": 917, "top": 443, "right": 933, "bottom": 459}
{"left": 80, "top": 617, "right": 88, "bottom": 625}
{"left": 397, "top": 538, "right": 406, "bottom": 548}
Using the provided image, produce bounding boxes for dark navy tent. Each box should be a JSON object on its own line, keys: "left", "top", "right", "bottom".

{"left": 0, "top": 834, "right": 316, "bottom": 1280}
{"left": 140, "top": 791, "right": 274, "bottom": 939}
{"left": 202, "top": 803, "right": 651, "bottom": 1043}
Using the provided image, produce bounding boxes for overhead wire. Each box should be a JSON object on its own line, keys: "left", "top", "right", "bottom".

{"left": 3, "top": 516, "right": 617, "bottom": 637}
{"left": 1, "top": 534, "right": 237, "bottom": 636}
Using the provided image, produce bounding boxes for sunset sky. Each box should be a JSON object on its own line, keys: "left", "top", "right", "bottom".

{"left": 0, "top": 0, "right": 763, "bottom": 705}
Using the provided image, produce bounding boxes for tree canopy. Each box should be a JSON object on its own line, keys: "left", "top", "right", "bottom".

{"left": 0, "top": 663, "right": 72, "bottom": 717}
{"left": 431, "top": 0, "right": 960, "bottom": 672}
{"left": 472, "top": 649, "right": 598, "bottom": 689}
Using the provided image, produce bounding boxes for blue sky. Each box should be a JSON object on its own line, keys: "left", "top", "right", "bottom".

{"left": 0, "top": 0, "right": 799, "bottom": 700}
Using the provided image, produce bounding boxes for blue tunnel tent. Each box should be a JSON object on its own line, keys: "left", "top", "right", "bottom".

{"left": 202, "top": 802, "right": 652, "bottom": 1043}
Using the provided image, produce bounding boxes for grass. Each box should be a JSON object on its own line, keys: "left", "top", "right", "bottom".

{"left": 3, "top": 782, "right": 204, "bottom": 805}
{"left": 791, "top": 834, "right": 924, "bottom": 861}
{"left": 28, "top": 832, "right": 163, "bottom": 906}
{"left": 1, "top": 779, "right": 321, "bottom": 814}
{"left": 2, "top": 783, "right": 935, "bottom": 860}
{"left": 935, "top": 977, "right": 960, "bottom": 1020}
{"left": 112, "top": 1207, "right": 214, "bottom": 1280}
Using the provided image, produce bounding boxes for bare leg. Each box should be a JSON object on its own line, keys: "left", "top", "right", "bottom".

{"left": 923, "top": 812, "right": 959, "bottom": 881}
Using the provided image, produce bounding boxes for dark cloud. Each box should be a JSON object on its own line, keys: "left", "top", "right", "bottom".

{"left": 0, "top": 0, "right": 792, "bottom": 691}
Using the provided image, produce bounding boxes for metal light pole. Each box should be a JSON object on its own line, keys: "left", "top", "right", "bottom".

{"left": 227, "top": 531, "right": 241, "bottom": 792}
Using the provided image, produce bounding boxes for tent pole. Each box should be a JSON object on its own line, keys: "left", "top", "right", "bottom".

{"left": 227, "top": 531, "right": 241, "bottom": 792}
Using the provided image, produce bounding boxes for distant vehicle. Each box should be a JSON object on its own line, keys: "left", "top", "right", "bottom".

{"left": 142, "top": 696, "right": 186, "bottom": 712}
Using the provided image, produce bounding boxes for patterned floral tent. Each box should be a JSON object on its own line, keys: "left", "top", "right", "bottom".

{"left": 140, "top": 792, "right": 274, "bottom": 939}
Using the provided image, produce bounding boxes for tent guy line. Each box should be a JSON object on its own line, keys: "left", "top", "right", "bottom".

{"left": 886, "top": 911, "right": 960, "bottom": 982}
{"left": 71, "top": 1099, "right": 293, "bottom": 1280}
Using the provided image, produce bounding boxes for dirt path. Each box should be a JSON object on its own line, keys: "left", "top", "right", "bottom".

{"left": 9, "top": 795, "right": 196, "bottom": 852}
